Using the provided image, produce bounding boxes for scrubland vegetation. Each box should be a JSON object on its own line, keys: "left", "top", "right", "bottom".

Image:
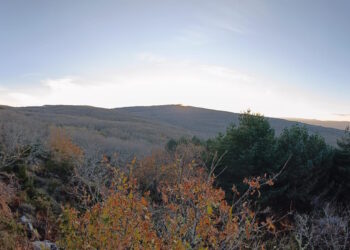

{"left": 1, "top": 110, "right": 350, "bottom": 249}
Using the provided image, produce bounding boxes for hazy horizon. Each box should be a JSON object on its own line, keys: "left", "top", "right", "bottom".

{"left": 1, "top": 0, "right": 350, "bottom": 121}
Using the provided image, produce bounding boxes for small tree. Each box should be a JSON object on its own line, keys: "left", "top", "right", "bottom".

{"left": 207, "top": 111, "right": 277, "bottom": 198}
{"left": 269, "top": 125, "right": 334, "bottom": 211}
{"left": 46, "top": 127, "right": 83, "bottom": 179}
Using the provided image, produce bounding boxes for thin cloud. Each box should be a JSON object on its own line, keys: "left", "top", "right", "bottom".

{"left": 0, "top": 60, "right": 257, "bottom": 108}
{"left": 334, "top": 113, "right": 350, "bottom": 117}
{"left": 0, "top": 57, "right": 345, "bottom": 121}
{"left": 20, "top": 73, "right": 43, "bottom": 78}
{"left": 206, "top": 18, "right": 249, "bottom": 34}
{"left": 175, "top": 27, "right": 208, "bottom": 45}
{"left": 199, "top": 65, "right": 254, "bottom": 82}
{"left": 193, "top": 0, "right": 259, "bottom": 36}
{"left": 136, "top": 52, "right": 166, "bottom": 64}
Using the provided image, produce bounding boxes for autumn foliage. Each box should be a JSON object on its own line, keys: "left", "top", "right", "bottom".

{"left": 59, "top": 169, "right": 161, "bottom": 249}
{"left": 59, "top": 154, "right": 284, "bottom": 249}
{"left": 2, "top": 115, "right": 350, "bottom": 249}
{"left": 0, "top": 173, "right": 30, "bottom": 249}
{"left": 49, "top": 126, "right": 84, "bottom": 165}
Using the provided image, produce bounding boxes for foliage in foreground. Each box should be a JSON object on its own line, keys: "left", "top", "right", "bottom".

{"left": 1, "top": 113, "right": 350, "bottom": 249}
{"left": 59, "top": 157, "right": 292, "bottom": 250}
{"left": 60, "top": 170, "right": 160, "bottom": 249}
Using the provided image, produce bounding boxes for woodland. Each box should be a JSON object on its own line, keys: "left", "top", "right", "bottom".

{"left": 1, "top": 110, "right": 350, "bottom": 249}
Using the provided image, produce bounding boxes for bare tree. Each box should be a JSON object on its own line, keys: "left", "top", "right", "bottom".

{"left": 295, "top": 203, "right": 350, "bottom": 250}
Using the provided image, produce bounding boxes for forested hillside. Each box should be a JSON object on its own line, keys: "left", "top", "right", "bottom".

{"left": 119, "top": 105, "right": 346, "bottom": 144}
{"left": 1, "top": 108, "right": 350, "bottom": 249}
{"left": 0, "top": 105, "right": 344, "bottom": 164}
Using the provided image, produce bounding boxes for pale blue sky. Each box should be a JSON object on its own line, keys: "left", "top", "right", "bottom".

{"left": 1, "top": 0, "right": 349, "bottom": 120}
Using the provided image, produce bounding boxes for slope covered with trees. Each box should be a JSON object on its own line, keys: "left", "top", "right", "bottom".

{"left": 0, "top": 109, "right": 350, "bottom": 249}
{"left": 0, "top": 105, "right": 344, "bottom": 161}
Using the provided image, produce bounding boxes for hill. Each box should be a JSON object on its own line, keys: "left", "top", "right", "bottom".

{"left": 118, "top": 105, "right": 345, "bottom": 145}
{"left": 285, "top": 117, "right": 350, "bottom": 131}
{"left": 0, "top": 105, "right": 345, "bottom": 161}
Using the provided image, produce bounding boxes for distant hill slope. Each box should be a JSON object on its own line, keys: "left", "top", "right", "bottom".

{"left": 285, "top": 118, "right": 350, "bottom": 131}
{"left": 118, "top": 105, "right": 345, "bottom": 145}
{"left": 0, "top": 105, "right": 345, "bottom": 160}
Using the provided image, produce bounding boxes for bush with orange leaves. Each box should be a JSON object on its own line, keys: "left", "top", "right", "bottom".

{"left": 48, "top": 126, "right": 84, "bottom": 164}
{"left": 156, "top": 167, "right": 227, "bottom": 249}
{"left": 155, "top": 161, "right": 288, "bottom": 249}
{"left": 59, "top": 155, "right": 290, "bottom": 250}
{"left": 46, "top": 127, "right": 84, "bottom": 179}
{"left": 59, "top": 168, "right": 161, "bottom": 249}
{"left": 134, "top": 141, "right": 205, "bottom": 200}
{"left": 134, "top": 149, "right": 174, "bottom": 193}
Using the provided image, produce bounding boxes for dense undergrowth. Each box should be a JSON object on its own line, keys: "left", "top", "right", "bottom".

{"left": 1, "top": 112, "right": 350, "bottom": 249}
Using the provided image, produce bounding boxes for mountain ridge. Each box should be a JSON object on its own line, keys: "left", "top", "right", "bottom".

{"left": 0, "top": 105, "right": 345, "bottom": 160}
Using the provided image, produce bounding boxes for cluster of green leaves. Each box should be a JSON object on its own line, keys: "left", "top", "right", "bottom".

{"left": 206, "top": 111, "right": 349, "bottom": 212}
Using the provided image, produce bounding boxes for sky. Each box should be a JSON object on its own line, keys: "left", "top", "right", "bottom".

{"left": 0, "top": 0, "right": 349, "bottom": 121}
